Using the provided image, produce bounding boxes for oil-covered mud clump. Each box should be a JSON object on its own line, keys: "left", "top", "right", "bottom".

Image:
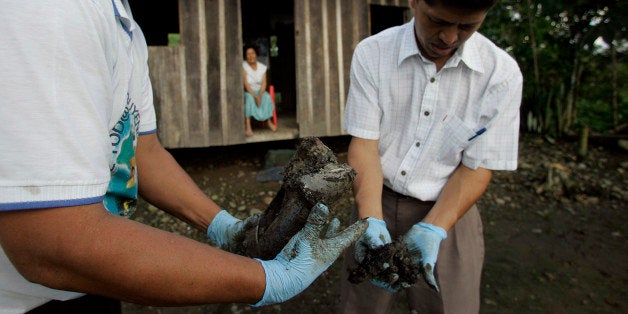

{"left": 235, "top": 137, "right": 356, "bottom": 260}
{"left": 348, "top": 239, "right": 423, "bottom": 291}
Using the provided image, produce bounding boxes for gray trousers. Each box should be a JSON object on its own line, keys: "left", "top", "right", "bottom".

{"left": 340, "top": 187, "right": 484, "bottom": 314}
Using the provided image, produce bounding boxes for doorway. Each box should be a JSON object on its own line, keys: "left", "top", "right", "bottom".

{"left": 370, "top": 4, "right": 411, "bottom": 35}
{"left": 128, "top": 1, "right": 179, "bottom": 46}
{"left": 241, "top": 0, "right": 296, "bottom": 124}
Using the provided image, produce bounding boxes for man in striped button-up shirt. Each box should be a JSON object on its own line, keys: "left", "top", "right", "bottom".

{"left": 341, "top": 0, "right": 522, "bottom": 313}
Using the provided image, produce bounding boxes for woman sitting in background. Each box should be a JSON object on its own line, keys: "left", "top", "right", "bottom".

{"left": 243, "top": 45, "right": 277, "bottom": 136}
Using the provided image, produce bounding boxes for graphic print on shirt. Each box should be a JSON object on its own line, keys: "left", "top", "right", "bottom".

{"left": 104, "top": 93, "right": 141, "bottom": 217}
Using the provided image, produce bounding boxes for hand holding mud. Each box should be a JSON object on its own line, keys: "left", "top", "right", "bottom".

{"left": 206, "top": 209, "right": 259, "bottom": 253}
{"left": 354, "top": 218, "right": 392, "bottom": 262}
{"left": 253, "top": 203, "right": 368, "bottom": 306}
{"left": 352, "top": 218, "right": 401, "bottom": 291}
{"left": 403, "top": 222, "right": 448, "bottom": 291}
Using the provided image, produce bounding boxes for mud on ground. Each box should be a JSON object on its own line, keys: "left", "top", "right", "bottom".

{"left": 123, "top": 134, "right": 627, "bottom": 313}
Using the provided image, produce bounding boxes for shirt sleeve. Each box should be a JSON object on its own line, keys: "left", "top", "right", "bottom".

{"left": 131, "top": 20, "right": 157, "bottom": 135}
{"left": 344, "top": 40, "right": 382, "bottom": 140}
{"left": 0, "top": 2, "right": 113, "bottom": 210}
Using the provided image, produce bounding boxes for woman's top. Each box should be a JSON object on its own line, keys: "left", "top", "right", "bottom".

{"left": 243, "top": 60, "right": 267, "bottom": 92}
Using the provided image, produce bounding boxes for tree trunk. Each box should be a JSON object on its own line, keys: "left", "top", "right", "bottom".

{"left": 611, "top": 39, "right": 619, "bottom": 131}
{"left": 526, "top": 0, "right": 540, "bottom": 88}
{"left": 566, "top": 52, "right": 585, "bottom": 134}
{"left": 564, "top": 51, "right": 582, "bottom": 134}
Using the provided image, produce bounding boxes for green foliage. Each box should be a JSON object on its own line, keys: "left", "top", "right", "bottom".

{"left": 167, "top": 33, "right": 180, "bottom": 47}
{"left": 577, "top": 48, "right": 627, "bottom": 132}
{"left": 577, "top": 99, "right": 624, "bottom": 133}
{"left": 482, "top": 0, "right": 626, "bottom": 136}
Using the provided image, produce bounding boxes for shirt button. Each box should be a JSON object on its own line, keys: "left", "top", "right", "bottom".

{"left": 430, "top": 77, "right": 436, "bottom": 83}
{"left": 415, "top": 142, "right": 421, "bottom": 147}
{"left": 424, "top": 111, "right": 430, "bottom": 116}
{"left": 401, "top": 170, "right": 407, "bottom": 176}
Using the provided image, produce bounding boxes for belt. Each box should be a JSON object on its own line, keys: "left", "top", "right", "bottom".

{"left": 382, "top": 185, "right": 436, "bottom": 206}
{"left": 383, "top": 185, "right": 413, "bottom": 199}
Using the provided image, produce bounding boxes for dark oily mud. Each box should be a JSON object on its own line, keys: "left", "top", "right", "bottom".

{"left": 237, "top": 137, "right": 357, "bottom": 260}
{"left": 348, "top": 239, "right": 423, "bottom": 291}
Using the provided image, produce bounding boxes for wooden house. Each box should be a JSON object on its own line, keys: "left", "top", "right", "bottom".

{"left": 129, "top": 0, "right": 412, "bottom": 148}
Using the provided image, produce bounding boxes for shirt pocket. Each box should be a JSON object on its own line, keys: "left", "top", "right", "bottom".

{"left": 436, "top": 115, "right": 478, "bottom": 165}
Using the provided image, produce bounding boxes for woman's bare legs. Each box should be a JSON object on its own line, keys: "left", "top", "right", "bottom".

{"left": 245, "top": 117, "right": 254, "bottom": 136}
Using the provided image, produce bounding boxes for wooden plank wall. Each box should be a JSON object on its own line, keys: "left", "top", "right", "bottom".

{"left": 152, "top": 0, "right": 244, "bottom": 148}
{"left": 148, "top": 46, "right": 187, "bottom": 148}
{"left": 151, "top": 0, "right": 411, "bottom": 148}
{"left": 295, "top": 0, "right": 409, "bottom": 138}
{"left": 296, "top": 0, "right": 362, "bottom": 137}
{"left": 205, "top": 0, "right": 244, "bottom": 146}
{"left": 178, "top": 0, "right": 210, "bottom": 147}
{"left": 370, "top": 0, "right": 412, "bottom": 6}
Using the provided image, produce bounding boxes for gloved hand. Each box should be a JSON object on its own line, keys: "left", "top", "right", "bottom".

{"left": 402, "top": 222, "right": 447, "bottom": 291}
{"left": 253, "top": 203, "right": 367, "bottom": 307}
{"left": 206, "top": 210, "right": 259, "bottom": 253}
{"left": 354, "top": 217, "right": 392, "bottom": 263}
{"left": 354, "top": 218, "right": 399, "bottom": 292}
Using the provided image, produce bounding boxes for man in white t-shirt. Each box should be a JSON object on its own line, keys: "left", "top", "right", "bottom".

{"left": 340, "top": 0, "right": 523, "bottom": 313}
{"left": 0, "top": 1, "right": 366, "bottom": 313}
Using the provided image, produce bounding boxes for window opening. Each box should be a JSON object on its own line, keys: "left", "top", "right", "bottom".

{"left": 370, "top": 4, "right": 411, "bottom": 35}
{"left": 128, "top": 1, "right": 180, "bottom": 46}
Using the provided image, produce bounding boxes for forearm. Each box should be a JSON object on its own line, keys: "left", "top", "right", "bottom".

{"left": 260, "top": 75, "right": 267, "bottom": 93}
{"left": 423, "top": 165, "right": 492, "bottom": 231}
{"left": 136, "top": 133, "right": 220, "bottom": 232}
{"left": 0, "top": 204, "right": 265, "bottom": 305}
{"left": 347, "top": 137, "right": 384, "bottom": 219}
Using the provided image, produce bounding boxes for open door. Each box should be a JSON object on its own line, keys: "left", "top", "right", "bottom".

{"left": 369, "top": 4, "right": 412, "bottom": 35}
{"left": 241, "top": 0, "right": 297, "bottom": 136}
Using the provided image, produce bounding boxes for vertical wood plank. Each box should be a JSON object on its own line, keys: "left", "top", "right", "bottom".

{"left": 204, "top": 0, "right": 225, "bottom": 146}
{"left": 224, "top": 0, "right": 245, "bottom": 144}
{"left": 148, "top": 46, "right": 186, "bottom": 148}
{"left": 205, "top": 0, "right": 245, "bottom": 146}
{"left": 325, "top": 0, "right": 342, "bottom": 136}
{"left": 180, "top": 0, "right": 210, "bottom": 147}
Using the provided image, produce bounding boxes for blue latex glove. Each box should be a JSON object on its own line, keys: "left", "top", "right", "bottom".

{"left": 403, "top": 222, "right": 447, "bottom": 291}
{"left": 253, "top": 203, "right": 368, "bottom": 307}
{"left": 206, "top": 210, "right": 259, "bottom": 253}
{"left": 354, "top": 217, "right": 392, "bottom": 263}
{"left": 354, "top": 218, "right": 400, "bottom": 292}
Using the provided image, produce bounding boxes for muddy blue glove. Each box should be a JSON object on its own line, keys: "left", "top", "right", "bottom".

{"left": 253, "top": 203, "right": 368, "bottom": 307}
{"left": 354, "top": 217, "right": 392, "bottom": 263}
{"left": 403, "top": 222, "right": 447, "bottom": 291}
{"left": 353, "top": 218, "right": 400, "bottom": 292}
{"left": 206, "top": 210, "right": 259, "bottom": 253}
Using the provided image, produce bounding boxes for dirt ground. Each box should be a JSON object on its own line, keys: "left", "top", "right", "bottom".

{"left": 122, "top": 134, "right": 627, "bottom": 313}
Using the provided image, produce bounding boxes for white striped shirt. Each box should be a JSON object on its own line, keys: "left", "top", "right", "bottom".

{"left": 344, "top": 19, "right": 523, "bottom": 201}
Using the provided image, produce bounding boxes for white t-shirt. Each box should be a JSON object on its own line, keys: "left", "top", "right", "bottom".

{"left": 344, "top": 19, "right": 523, "bottom": 201}
{"left": 243, "top": 61, "right": 268, "bottom": 92}
{"left": 0, "top": 0, "right": 157, "bottom": 312}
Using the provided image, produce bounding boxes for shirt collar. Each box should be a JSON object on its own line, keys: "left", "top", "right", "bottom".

{"left": 456, "top": 34, "right": 484, "bottom": 73}
{"left": 398, "top": 19, "right": 484, "bottom": 74}
{"left": 112, "top": 0, "right": 135, "bottom": 38}
{"left": 398, "top": 20, "right": 421, "bottom": 67}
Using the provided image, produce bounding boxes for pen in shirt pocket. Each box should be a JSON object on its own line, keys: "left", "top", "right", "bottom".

{"left": 468, "top": 127, "right": 487, "bottom": 141}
